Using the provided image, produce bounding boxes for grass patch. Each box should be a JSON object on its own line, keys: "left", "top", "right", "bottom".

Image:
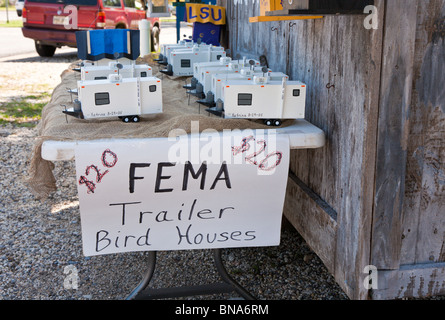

{"left": 0, "top": 93, "right": 50, "bottom": 127}
{"left": 160, "top": 17, "right": 177, "bottom": 23}
{"left": 0, "top": 20, "right": 23, "bottom": 28}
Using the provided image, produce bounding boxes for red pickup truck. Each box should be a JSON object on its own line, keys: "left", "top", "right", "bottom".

{"left": 22, "top": 0, "right": 160, "bottom": 57}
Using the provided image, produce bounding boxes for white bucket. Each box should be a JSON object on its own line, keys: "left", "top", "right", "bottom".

{"left": 138, "top": 19, "right": 151, "bottom": 57}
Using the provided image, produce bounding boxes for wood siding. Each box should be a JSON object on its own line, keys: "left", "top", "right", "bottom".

{"left": 218, "top": 0, "right": 445, "bottom": 300}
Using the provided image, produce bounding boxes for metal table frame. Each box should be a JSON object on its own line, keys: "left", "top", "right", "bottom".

{"left": 126, "top": 249, "right": 255, "bottom": 300}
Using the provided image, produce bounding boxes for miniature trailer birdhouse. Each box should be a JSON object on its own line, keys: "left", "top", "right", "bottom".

{"left": 155, "top": 39, "right": 196, "bottom": 65}
{"left": 160, "top": 44, "right": 227, "bottom": 76}
{"left": 184, "top": 56, "right": 234, "bottom": 89}
{"left": 64, "top": 28, "right": 163, "bottom": 123}
{"left": 80, "top": 60, "right": 152, "bottom": 81}
{"left": 206, "top": 75, "right": 306, "bottom": 127}
{"left": 63, "top": 74, "right": 163, "bottom": 123}
{"left": 188, "top": 58, "right": 263, "bottom": 98}
{"left": 198, "top": 68, "right": 288, "bottom": 108}
{"left": 73, "top": 58, "right": 133, "bottom": 73}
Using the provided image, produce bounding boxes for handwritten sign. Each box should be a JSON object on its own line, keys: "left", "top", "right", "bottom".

{"left": 186, "top": 3, "right": 226, "bottom": 25}
{"left": 74, "top": 130, "right": 289, "bottom": 256}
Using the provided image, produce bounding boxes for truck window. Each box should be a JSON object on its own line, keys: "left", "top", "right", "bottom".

{"left": 134, "top": 0, "right": 143, "bottom": 9}
{"left": 149, "top": 85, "right": 157, "bottom": 92}
{"left": 26, "top": 0, "right": 97, "bottom": 4}
{"left": 238, "top": 93, "right": 252, "bottom": 106}
{"left": 95, "top": 92, "right": 110, "bottom": 105}
{"left": 123, "top": 0, "right": 135, "bottom": 8}
{"left": 293, "top": 89, "right": 300, "bottom": 97}
{"left": 103, "top": 0, "right": 121, "bottom": 7}
{"left": 181, "top": 59, "right": 191, "bottom": 68}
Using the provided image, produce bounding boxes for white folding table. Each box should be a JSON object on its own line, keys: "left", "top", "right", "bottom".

{"left": 40, "top": 119, "right": 325, "bottom": 300}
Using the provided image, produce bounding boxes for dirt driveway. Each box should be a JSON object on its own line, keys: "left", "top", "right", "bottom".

{"left": 0, "top": 48, "right": 78, "bottom": 104}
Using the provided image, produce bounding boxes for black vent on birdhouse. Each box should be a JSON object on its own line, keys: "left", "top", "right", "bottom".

{"left": 268, "top": 0, "right": 375, "bottom": 15}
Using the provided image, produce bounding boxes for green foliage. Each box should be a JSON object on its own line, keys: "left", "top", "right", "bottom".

{"left": 0, "top": 93, "right": 50, "bottom": 127}
{"left": 0, "top": 20, "right": 23, "bottom": 28}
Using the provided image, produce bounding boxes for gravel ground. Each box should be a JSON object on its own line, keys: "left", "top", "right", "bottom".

{"left": 0, "top": 49, "right": 351, "bottom": 301}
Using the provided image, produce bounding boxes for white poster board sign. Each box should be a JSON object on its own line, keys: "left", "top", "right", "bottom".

{"left": 74, "top": 129, "right": 289, "bottom": 256}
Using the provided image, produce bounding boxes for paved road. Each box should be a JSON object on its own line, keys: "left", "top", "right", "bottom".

{"left": 0, "top": 7, "right": 21, "bottom": 22}
{"left": 0, "top": 27, "right": 38, "bottom": 58}
{"left": 0, "top": 20, "right": 192, "bottom": 60}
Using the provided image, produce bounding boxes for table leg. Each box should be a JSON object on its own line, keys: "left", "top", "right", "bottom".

{"left": 126, "top": 249, "right": 256, "bottom": 300}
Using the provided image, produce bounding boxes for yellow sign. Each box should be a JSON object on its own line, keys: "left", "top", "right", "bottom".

{"left": 186, "top": 3, "right": 226, "bottom": 25}
{"left": 260, "top": 0, "right": 283, "bottom": 16}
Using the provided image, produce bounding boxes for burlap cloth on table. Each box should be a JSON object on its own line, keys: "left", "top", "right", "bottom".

{"left": 26, "top": 54, "right": 293, "bottom": 199}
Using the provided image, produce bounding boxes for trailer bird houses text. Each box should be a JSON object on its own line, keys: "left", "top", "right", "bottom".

{"left": 74, "top": 132, "right": 289, "bottom": 256}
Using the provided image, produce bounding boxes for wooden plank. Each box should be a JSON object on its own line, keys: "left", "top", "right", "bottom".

{"left": 373, "top": 262, "right": 445, "bottom": 300}
{"left": 284, "top": 172, "right": 338, "bottom": 276}
{"left": 329, "top": 5, "right": 384, "bottom": 300}
{"left": 284, "top": 0, "right": 384, "bottom": 300}
{"left": 249, "top": 15, "right": 324, "bottom": 23}
{"left": 371, "top": 0, "right": 420, "bottom": 270}
{"left": 400, "top": 0, "right": 445, "bottom": 265}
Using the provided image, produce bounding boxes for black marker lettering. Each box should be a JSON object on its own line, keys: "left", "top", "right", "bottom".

{"left": 188, "top": 199, "right": 197, "bottom": 220}
{"left": 245, "top": 231, "right": 256, "bottom": 241}
{"left": 139, "top": 211, "right": 152, "bottom": 224}
{"left": 219, "top": 206, "right": 235, "bottom": 219}
{"left": 231, "top": 231, "right": 242, "bottom": 241}
{"left": 96, "top": 230, "right": 111, "bottom": 252}
{"left": 155, "top": 162, "right": 175, "bottom": 193}
{"left": 182, "top": 161, "right": 207, "bottom": 190}
{"left": 197, "top": 208, "right": 214, "bottom": 219}
{"left": 109, "top": 202, "right": 141, "bottom": 226}
{"left": 137, "top": 228, "right": 152, "bottom": 246}
{"left": 155, "top": 210, "right": 173, "bottom": 223}
{"left": 210, "top": 162, "right": 231, "bottom": 190}
{"left": 124, "top": 235, "right": 135, "bottom": 247}
{"left": 129, "top": 163, "right": 150, "bottom": 193}
{"left": 206, "top": 233, "right": 217, "bottom": 244}
{"left": 176, "top": 224, "right": 192, "bottom": 245}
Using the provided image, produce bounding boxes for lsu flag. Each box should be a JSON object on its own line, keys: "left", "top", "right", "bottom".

{"left": 186, "top": 3, "right": 226, "bottom": 25}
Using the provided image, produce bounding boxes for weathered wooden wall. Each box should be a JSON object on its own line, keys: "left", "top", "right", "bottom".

{"left": 218, "top": 0, "right": 445, "bottom": 300}
{"left": 371, "top": 0, "right": 445, "bottom": 299}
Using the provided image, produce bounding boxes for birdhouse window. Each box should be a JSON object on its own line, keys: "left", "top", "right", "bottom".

{"left": 95, "top": 92, "right": 110, "bottom": 106}
{"left": 181, "top": 59, "right": 191, "bottom": 68}
{"left": 238, "top": 93, "right": 253, "bottom": 106}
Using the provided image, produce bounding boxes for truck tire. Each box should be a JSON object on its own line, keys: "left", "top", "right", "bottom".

{"left": 35, "top": 42, "right": 56, "bottom": 57}
{"left": 151, "top": 25, "right": 160, "bottom": 52}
